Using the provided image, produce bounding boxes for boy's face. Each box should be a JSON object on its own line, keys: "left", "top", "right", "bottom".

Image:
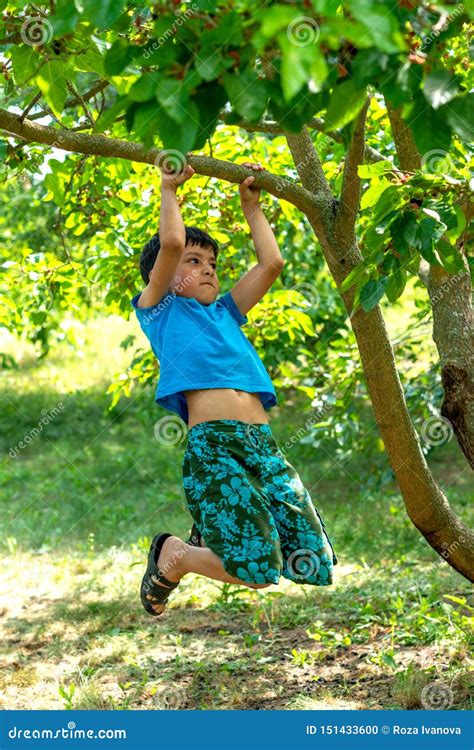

{"left": 168, "top": 242, "right": 220, "bottom": 304}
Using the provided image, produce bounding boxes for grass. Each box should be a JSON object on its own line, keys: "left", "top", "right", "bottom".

{"left": 0, "top": 312, "right": 472, "bottom": 710}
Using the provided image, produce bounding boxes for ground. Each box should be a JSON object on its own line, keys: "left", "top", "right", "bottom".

{"left": 1, "top": 314, "right": 472, "bottom": 711}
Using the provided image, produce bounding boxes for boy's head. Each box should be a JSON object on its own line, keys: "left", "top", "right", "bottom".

{"left": 140, "top": 226, "right": 220, "bottom": 304}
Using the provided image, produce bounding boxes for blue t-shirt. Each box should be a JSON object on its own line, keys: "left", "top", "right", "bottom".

{"left": 130, "top": 289, "right": 277, "bottom": 424}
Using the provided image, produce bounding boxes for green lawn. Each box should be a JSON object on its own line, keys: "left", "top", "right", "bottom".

{"left": 0, "top": 313, "right": 472, "bottom": 710}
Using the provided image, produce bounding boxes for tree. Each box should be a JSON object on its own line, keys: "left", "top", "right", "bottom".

{"left": 1, "top": 1, "right": 472, "bottom": 580}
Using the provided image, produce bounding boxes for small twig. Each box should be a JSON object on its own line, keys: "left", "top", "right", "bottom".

{"left": 20, "top": 91, "right": 42, "bottom": 123}
{"left": 30, "top": 4, "right": 48, "bottom": 16}
{"left": 66, "top": 80, "right": 95, "bottom": 127}
{"left": 28, "top": 79, "right": 109, "bottom": 121}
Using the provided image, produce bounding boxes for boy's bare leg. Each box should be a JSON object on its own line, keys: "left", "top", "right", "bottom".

{"left": 146, "top": 535, "right": 272, "bottom": 614}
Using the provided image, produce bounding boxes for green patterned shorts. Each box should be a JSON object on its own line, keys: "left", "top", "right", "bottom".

{"left": 182, "top": 419, "right": 338, "bottom": 586}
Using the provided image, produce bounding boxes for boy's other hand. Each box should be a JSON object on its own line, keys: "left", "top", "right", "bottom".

{"left": 239, "top": 161, "right": 264, "bottom": 214}
{"left": 159, "top": 151, "right": 195, "bottom": 191}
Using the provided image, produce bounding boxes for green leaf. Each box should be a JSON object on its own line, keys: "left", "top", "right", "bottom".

{"left": 358, "top": 160, "right": 393, "bottom": 179}
{"left": 44, "top": 172, "right": 63, "bottom": 203}
{"left": 372, "top": 186, "right": 404, "bottom": 224}
{"left": 51, "top": 0, "right": 79, "bottom": 36}
{"left": 409, "top": 217, "right": 445, "bottom": 265}
{"left": 35, "top": 61, "right": 67, "bottom": 117}
{"left": 223, "top": 71, "right": 268, "bottom": 121}
{"left": 346, "top": 0, "right": 407, "bottom": 54}
{"left": 131, "top": 101, "right": 162, "bottom": 147}
{"left": 278, "top": 33, "right": 309, "bottom": 101}
{"left": 155, "top": 78, "right": 191, "bottom": 124}
{"left": 277, "top": 33, "right": 328, "bottom": 102}
{"left": 423, "top": 70, "right": 460, "bottom": 109}
{"left": 74, "top": 48, "right": 104, "bottom": 75}
{"left": 390, "top": 213, "right": 413, "bottom": 256}
{"left": 396, "top": 62, "right": 423, "bottom": 95}
{"left": 154, "top": 101, "right": 200, "bottom": 153}
{"left": 360, "top": 277, "right": 388, "bottom": 312}
{"left": 129, "top": 74, "right": 157, "bottom": 103}
{"left": 194, "top": 55, "right": 231, "bottom": 82}
{"left": 80, "top": 0, "right": 126, "bottom": 30}
{"left": 440, "top": 93, "right": 474, "bottom": 142}
{"left": 436, "top": 238, "right": 466, "bottom": 274}
{"left": 104, "top": 39, "right": 131, "bottom": 76}
{"left": 404, "top": 94, "right": 452, "bottom": 154}
{"left": 257, "top": 5, "right": 302, "bottom": 38}
{"left": 94, "top": 95, "right": 128, "bottom": 133}
{"left": 324, "top": 80, "right": 367, "bottom": 131}
{"left": 339, "top": 262, "right": 368, "bottom": 293}
{"left": 10, "top": 46, "right": 40, "bottom": 86}
{"left": 360, "top": 180, "right": 388, "bottom": 210}
{"left": 385, "top": 261, "right": 407, "bottom": 302}
{"left": 0, "top": 139, "right": 8, "bottom": 160}
{"left": 193, "top": 82, "right": 227, "bottom": 150}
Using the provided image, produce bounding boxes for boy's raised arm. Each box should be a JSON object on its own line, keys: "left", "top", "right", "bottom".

{"left": 229, "top": 162, "right": 285, "bottom": 317}
{"left": 136, "top": 160, "right": 194, "bottom": 309}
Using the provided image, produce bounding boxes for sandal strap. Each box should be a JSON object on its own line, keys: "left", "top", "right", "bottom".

{"left": 149, "top": 569, "right": 180, "bottom": 590}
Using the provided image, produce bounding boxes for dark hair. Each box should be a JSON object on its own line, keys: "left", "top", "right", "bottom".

{"left": 139, "top": 226, "right": 219, "bottom": 285}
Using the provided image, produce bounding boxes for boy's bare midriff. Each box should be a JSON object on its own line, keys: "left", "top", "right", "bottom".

{"left": 184, "top": 388, "right": 269, "bottom": 428}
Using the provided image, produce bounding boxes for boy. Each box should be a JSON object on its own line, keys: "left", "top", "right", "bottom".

{"left": 130, "top": 159, "right": 338, "bottom": 617}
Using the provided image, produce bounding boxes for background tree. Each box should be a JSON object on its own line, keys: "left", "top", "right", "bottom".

{"left": 0, "top": 0, "right": 472, "bottom": 580}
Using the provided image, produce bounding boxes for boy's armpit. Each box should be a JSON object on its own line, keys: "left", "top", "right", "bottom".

{"left": 217, "top": 290, "right": 249, "bottom": 327}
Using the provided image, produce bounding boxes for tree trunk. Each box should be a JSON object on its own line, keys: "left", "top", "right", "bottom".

{"left": 286, "top": 129, "right": 474, "bottom": 583}
{"left": 423, "top": 262, "right": 474, "bottom": 469}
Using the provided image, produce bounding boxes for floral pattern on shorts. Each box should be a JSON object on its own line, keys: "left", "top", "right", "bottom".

{"left": 182, "top": 419, "right": 338, "bottom": 586}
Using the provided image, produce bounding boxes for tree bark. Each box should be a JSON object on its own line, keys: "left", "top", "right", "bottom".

{"left": 1, "top": 108, "right": 472, "bottom": 581}
{"left": 424, "top": 263, "right": 474, "bottom": 469}
{"left": 385, "top": 99, "right": 474, "bottom": 467}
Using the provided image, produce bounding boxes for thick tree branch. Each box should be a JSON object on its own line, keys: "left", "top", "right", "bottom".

{"left": 284, "top": 125, "right": 335, "bottom": 252}
{"left": 333, "top": 97, "right": 370, "bottom": 243}
{"left": 384, "top": 99, "right": 422, "bottom": 171}
{"left": 0, "top": 107, "right": 320, "bottom": 216}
